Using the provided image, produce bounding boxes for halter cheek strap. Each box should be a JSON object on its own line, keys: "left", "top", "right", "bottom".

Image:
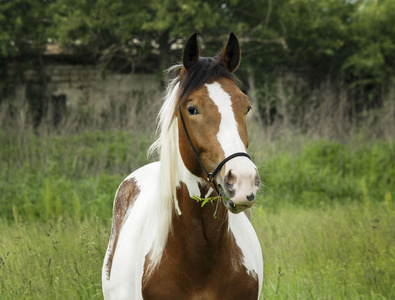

{"left": 178, "top": 107, "right": 251, "bottom": 194}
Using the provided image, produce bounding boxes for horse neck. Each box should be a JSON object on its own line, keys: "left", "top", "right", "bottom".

{"left": 173, "top": 177, "right": 230, "bottom": 250}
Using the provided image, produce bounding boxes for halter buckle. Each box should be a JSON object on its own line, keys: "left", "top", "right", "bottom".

{"left": 207, "top": 173, "right": 214, "bottom": 183}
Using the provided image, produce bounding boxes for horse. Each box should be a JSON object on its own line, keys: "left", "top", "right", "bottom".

{"left": 102, "top": 32, "right": 263, "bottom": 300}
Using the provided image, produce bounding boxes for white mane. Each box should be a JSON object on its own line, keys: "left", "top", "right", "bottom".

{"left": 146, "top": 77, "right": 180, "bottom": 269}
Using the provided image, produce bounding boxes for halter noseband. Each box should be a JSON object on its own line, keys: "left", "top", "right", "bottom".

{"left": 178, "top": 107, "right": 251, "bottom": 195}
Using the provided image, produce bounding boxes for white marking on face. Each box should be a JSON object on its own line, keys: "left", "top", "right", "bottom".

{"left": 205, "top": 81, "right": 259, "bottom": 207}
{"left": 205, "top": 82, "right": 246, "bottom": 157}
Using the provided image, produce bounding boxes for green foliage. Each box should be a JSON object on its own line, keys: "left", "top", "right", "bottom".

{"left": 257, "top": 139, "right": 395, "bottom": 210}
{"left": 0, "top": 217, "right": 106, "bottom": 298}
{"left": 49, "top": 0, "right": 230, "bottom": 70}
{"left": 0, "top": 130, "right": 151, "bottom": 222}
{"left": 0, "top": 0, "right": 51, "bottom": 57}
{"left": 192, "top": 195, "right": 220, "bottom": 208}
{"left": 192, "top": 195, "right": 224, "bottom": 219}
{"left": 253, "top": 203, "right": 395, "bottom": 299}
{"left": 0, "top": 129, "right": 394, "bottom": 298}
{"left": 2, "top": 0, "right": 395, "bottom": 120}
{"left": 1, "top": 129, "right": 394, "bottom": 223}
{"left": 0, "top": 203, "right": 393, "bottom": 299}
{"left": 3, "top": 0, "right": 392, "bottom": 81}
{"left": 280, "top": 0, "right": 353, "bottom": 70}
{"left": 344, "top": 0, "right": 395, "bottom": 87}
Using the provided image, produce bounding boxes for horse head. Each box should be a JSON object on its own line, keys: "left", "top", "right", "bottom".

{"left": 176, "top": 33, "right": 260, "bottom": 214}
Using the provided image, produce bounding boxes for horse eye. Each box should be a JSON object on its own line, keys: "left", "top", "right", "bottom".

{"left": 187, "top": 106, "right": 199, "bottom": 115}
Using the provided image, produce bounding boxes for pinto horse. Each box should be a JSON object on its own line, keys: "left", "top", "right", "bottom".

{"left": 102, "top": 33, "right": 263, "bottom": 300}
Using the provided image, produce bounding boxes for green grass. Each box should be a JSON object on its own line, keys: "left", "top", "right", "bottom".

{"left": 1, "top": 131, "right": 394, "bottom": 223}
{"left": 0, "top": 130, "right": 394, "bottom": 299}
{"left": 0, "top": 130, "right": 151, "bottom": 222}
{"left": 254, "top": 138, "right": 395, "bottom": 211}
{"left": 0, "top": 204, "right": 393, "bottom": 299}
{"left": 0, "top": 217, "right": 106, "bottom": 299}
{"left": 253, "top": 203, "right": 394, "bottom": 299}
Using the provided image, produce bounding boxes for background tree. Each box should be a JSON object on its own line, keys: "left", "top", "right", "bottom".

{"left": 343, "top": 0, "right": 395, "bottom": 96}
{"left": 0, "top": 0, "right": 51, "bottom": 57}
{"left": 1, "top": 0, "right": 394, "bottom": 128}
{"left": 50, "top": 0, "right": 233, "bottom": 72}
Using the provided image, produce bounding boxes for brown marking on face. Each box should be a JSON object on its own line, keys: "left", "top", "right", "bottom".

{"left": 177, "top": 83, "right": 225, "bottom": 179}
{"left": 177, "top": 77, "right": 251, "bottom": 181}
{"left": 105, "top": 178, "right": 140, "bottom": 280}
{"left": 142, "top": 182, "right": 259, "bottom": 299}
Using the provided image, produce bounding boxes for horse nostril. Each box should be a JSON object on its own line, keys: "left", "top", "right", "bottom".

{"left": 227, "top": 169, "right": 236, "bottom": 184}
{"left": 224, "top": 169, "right": 236, "bottom": 190}
{"left": 246, "top": 193, "right": 255, "bottom": 202}
{"left": 255, "top": 173, "right": 260, "bottom": 188}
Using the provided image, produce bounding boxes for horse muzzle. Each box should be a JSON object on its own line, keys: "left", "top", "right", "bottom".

{"left": 218, "top": 157, "right": 260, "bottom": 214}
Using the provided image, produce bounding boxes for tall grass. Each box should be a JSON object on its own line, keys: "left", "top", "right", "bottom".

{"left": 0, "top": 128, "right": 394, "bottom": 298}
{"left": 253, "top": 203, "right": 394, "bottom": 299}
{"left": 0, "top": 217, "right": 106, "bottom": 299}
{"left": 1, "top": 76, "right": 394, "bottom": 298}
{"left": 255, "top": 75, "right": 395, "bottom": 141}
{"left": 252, "top": 138, "right": 395, "bottom": 211}
{"left": 1, "top": 129, "right": 394, "bottom": 223}
{"left": 0, "top": 130, "right": 151, "bottom": 222}
{"left": 0, "top": 203, "right": 393, "bottom": 299}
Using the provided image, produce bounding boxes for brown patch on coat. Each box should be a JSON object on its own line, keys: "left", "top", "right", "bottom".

{"left": 105, "top": 177, "right": 140, "bottom": 280}
{"left": 142, "top": 182, "right": 259, "bottom": 299}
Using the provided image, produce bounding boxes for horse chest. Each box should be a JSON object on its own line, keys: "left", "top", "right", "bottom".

{"left": 142, "top": 235, "right": 259, "bottom": 300}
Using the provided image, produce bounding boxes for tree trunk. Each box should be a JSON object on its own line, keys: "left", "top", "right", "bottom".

{"left": 159, "top": 31, "right": 171, "bottom": 83}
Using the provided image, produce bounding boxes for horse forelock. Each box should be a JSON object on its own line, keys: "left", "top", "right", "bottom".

{"left": 168, "top": 56, "right": 242, "bottom": 109}
{"left": 148, "top": 56, "right": 242, "bottom": 166}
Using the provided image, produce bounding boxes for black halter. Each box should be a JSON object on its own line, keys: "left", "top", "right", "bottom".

{"left": 178, "top": 107, "right": 251, "bottom": 195}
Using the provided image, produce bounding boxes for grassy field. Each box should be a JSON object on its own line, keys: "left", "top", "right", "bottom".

{"left": 0, "top": 203, "right": 395, "bottom": 299}
{"left": 255, "top": 204, "right": 394, "bottom": 299}
{"left": 0, "top": 203, "right": 393, "bottom": 299}
{"left": 0, "top": 129, "right": 394, "bottom": 299}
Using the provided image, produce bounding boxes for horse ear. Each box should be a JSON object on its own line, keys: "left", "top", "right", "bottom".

{"left": 219, "top": 32, "right": 240, "bottom": 73}
{"left": 182, "top": 33, "right": 200, "bottom": 70}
